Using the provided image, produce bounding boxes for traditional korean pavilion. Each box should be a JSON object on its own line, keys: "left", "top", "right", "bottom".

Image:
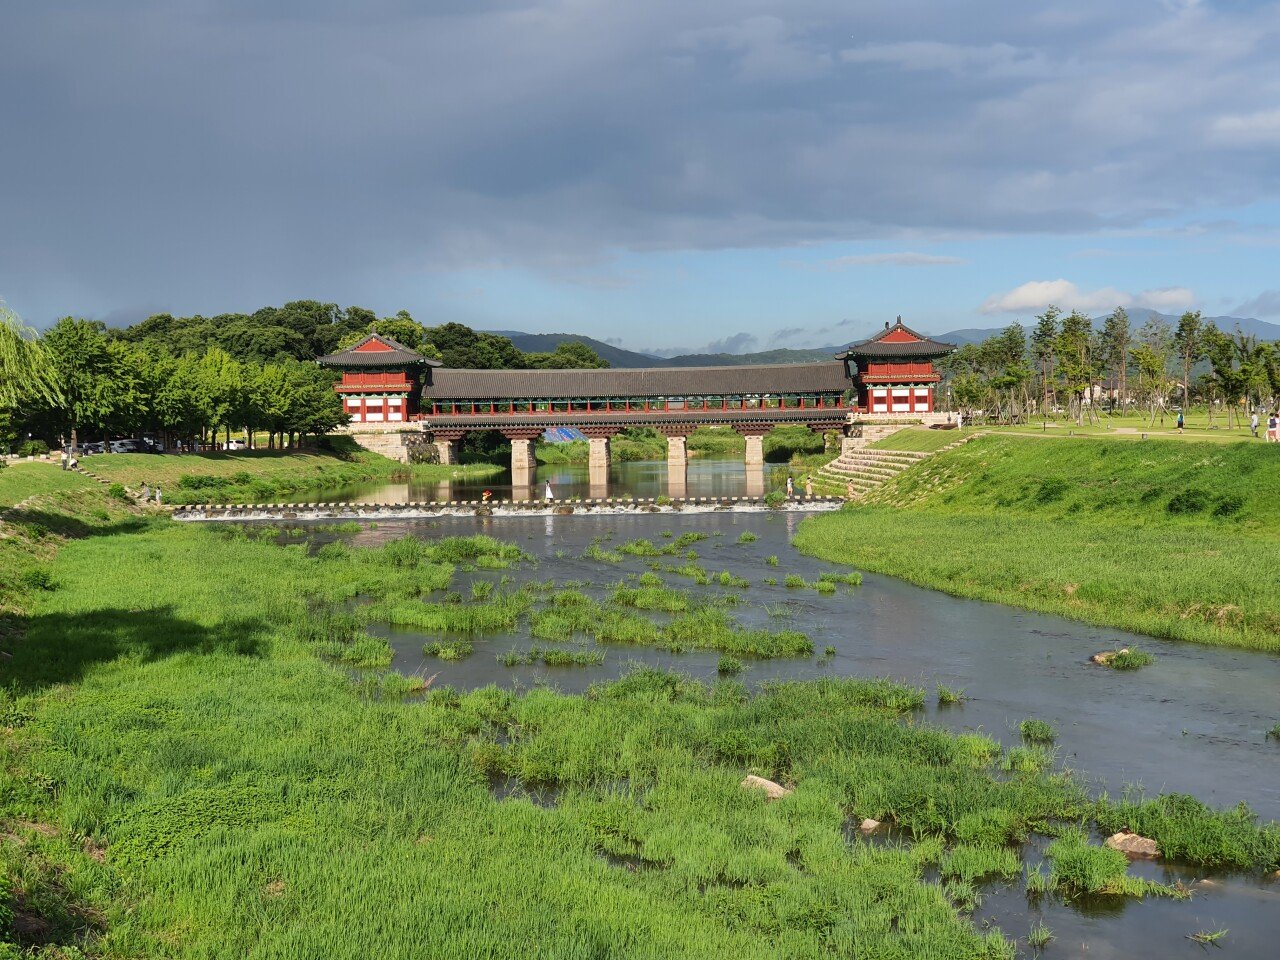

{"left": 317, "top": 333, "right": 439, "bottom": 424}
{"left": 836, "top": 318, "right": 955, "bottom": 415}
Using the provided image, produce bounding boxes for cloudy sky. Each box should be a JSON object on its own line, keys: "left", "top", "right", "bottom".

{"left": 3, "top": 0, "right": 1280, "bottom": 352}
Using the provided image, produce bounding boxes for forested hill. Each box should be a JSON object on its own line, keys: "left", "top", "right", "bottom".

{"left": 109, "top": 304, "right": 609, "bottom": 370}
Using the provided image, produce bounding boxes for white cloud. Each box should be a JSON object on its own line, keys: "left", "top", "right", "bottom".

{"left": 1233, "top": 289, "right": 1280, "bottom": 318}
{"left": 1211, "top": 109, "right": 1280, "bottom": 146}
{"left": 823, "top": 252, "right": 966, "bottom": 268}
{"left": 980, "top": 279, "right": 1196, "bottom": 315}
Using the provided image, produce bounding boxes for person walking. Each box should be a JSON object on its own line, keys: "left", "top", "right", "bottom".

{"left": 804, "top": 475, "right": 814, "bottom": 497}
{"left": 1268, "top": 412, "right": 1279, "bottom": 443}
{"left": 1250, "top": 411, "right": 1259, "bottom": 438}
{"left": 785, "top": 476, "right": 794, "bottom": 498}
{"left": 544, "top": 480, "right": 554, "bottom": 501}
{"left": 1176, "top": 410, "right": 1185, "bottom": 434}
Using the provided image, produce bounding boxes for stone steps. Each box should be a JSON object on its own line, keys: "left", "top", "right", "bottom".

{"left": 821, "top": 433, "right": 980, "bottom": 500}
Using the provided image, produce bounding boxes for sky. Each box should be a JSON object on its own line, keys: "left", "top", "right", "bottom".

{"left": 3, "top": 0, "right": 1280, "bottom": 354}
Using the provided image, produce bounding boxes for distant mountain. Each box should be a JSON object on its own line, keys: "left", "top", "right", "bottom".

{"left": 490, "top": 310, "right": 1279, "bottom": 371}
{"left": 658, "top": 346, "right": 844, "bottom": 367}
{"left": 485, "top": 331, "right": 661, "bottom": 368}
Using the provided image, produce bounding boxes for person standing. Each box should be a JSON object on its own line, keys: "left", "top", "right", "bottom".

{"left": 1251, "top": 411, "right": 1259, "bottom": 438}
{"left": 1177, "top": 410, "right": 1185, "bottom": 434}
{"left": 1268, "top": 412, "right": 1279, "bottom": 443}
{"left": 846, "top": 480, "right": 856, "bottom": 499}
{"left": 786, "top": 476, "right": 794, "bottom": 498}
{"left": 804, "top": 475, "right": 814, "bottom": 497}
{"left": 544, "top": 480, "right": 554, "bottom": 501}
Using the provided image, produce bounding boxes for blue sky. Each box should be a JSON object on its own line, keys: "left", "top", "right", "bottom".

{"left": 3, "top": 0, "right": 1280, "bottom": 351}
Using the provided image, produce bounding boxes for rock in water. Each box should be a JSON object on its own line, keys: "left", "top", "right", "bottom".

{"left": 1105, "top": 830, "right": 1159, "bottom": 858}
{"left": 740, "top": 774, "right": 792, "bottom": 801}
{"left": 858, "top": 818, "right": 882, "bottom": 833}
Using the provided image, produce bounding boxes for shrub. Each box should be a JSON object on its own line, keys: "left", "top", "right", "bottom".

{"left": 17, "top": 438, "right": 49, "bottom": 456}
{"left": 736, "top": 531, "right": 758, "bottom": 544}
{"left": 1167, "top": 488, "right": 1210, "bottom": 514}
{"left": 764, "top": 490, "right": 786, "bottom": 509}
{"left": 108, "top": 481, "right": 131, "bottom": 502}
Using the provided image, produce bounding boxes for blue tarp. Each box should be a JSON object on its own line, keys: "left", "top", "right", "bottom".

{"left": 542, "top": 427, "right": 586, "bottom": 443}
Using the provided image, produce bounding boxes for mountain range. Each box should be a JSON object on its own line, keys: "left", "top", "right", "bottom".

{"left": 491, "top": 310, "right": 1280, "bottom": 368}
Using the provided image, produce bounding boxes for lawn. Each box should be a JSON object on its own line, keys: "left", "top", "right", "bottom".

{"left": 79, "top": 436, "right": 500, "bottom": 503}
{"left": 795, "top": 435, "right": 1280, "bottom": 652}
{"left": 870, "top": 427, "right": 962, "bottom": 453}
{"left": 0, "top": 461, "right": 96, "bottom": 507}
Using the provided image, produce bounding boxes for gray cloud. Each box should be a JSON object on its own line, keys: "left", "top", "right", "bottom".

{"left": 2, "top": 1, "right": 1279, "bottom": 322}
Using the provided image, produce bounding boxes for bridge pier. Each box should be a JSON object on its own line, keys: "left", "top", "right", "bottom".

{"left": 733, "top": 424, "right": 772, "bottom": 468}
{"left": 430, "top": 428, "right": 467, "bottom": 465}
{"left": 580, "top": 426, "right": 620, "bottom": 498}
{"left": 658, "top": 425, "right": 693, "bottom": 499}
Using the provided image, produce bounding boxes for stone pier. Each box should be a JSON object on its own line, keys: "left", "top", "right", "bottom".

{"left": 580, "top": 426, "right": 620, "bottom": 499}
{"left": 734, "top": 424, "right": 772, "bottom": 467}
{"left": 660, "top": 425, "right": 692, "bottom": 499}
{"left": 430, "top": 428, "right": 467, "bottom": 465}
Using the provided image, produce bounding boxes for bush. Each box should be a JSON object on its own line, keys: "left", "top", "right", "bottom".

{"left": 1167, "top": 488, "right": 1210, "bottom": 514}
{"left": 108, "top": 482, "right": 131, "bottom": 502}
{"left": 764, "top": 490, "right": 786, "bottom": 509}
{"left": 16, "top": 439, "right": 49, "bottom": 457}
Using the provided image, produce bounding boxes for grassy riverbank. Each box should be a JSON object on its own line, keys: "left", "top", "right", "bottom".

{"left": 6, "top": 464, "right": 1277, "bottom": 957}
{"left": 78, "top": 436, "right": 500, "bottom": 503}
{"left": 796, "top": 435, "right": 1280, "bottom": 652}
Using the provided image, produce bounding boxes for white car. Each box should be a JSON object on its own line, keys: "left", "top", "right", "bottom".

{"left": 226, "top": 439, "right": 247, "bottom": 451}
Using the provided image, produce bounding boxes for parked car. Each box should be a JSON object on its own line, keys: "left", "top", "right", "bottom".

{"left": 79, "top": 442, "right": 105, "bottom": 455}
{"left": 226, "top": 439, "right": 247, "bottom": 451}
{"left": 109, "top": 439, "right": 143, "bottom": 454}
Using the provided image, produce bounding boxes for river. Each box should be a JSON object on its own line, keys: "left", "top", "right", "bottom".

{"left": 291, "top": 509, "right": 1280, "bottom": 957}
{"left": 282, "top": 455, "right": 796, "bottom": 502}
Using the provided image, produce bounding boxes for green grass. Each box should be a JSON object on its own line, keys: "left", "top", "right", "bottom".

{"left": 3, "top": 467, "right": 1278, "bottom": 958}
{"left": 1046, "top": 829, "right": 1183, "bottom": 899}
{"left": 1019, "top": 719, "right": 1057, "bottom": 744}
{"left": 1103, "top": 648, "right": 1156, "bottom": 670}
{"left": 796, "top": 435, "right": 1280, "bottom": 653}
{"left": 79, "top": 436, "right": 500, "bottom": 504}
{"left": 870, "top": 427, "right": 962, "bottom": 453}
{"left": 0, "top": 461, "right": 97, "bottom": 507}
{"left": 937, "top": 685, "right": 966, "bottom": 706}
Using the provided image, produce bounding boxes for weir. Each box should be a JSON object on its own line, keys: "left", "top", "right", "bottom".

{"left": 170, "top": 495, "right": 845, "bottom": 522}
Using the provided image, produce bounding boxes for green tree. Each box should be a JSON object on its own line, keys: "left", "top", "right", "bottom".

{"left": 1055, "top": 311, "right": 1096, "bottom": 424}
{"left": 1132, "top": 315, "right": 1172, "bottom": 425}
{"left": 422, "top": 322, "right": 528, "bottom": 369}
{"left": 1030, "top": 306, "right": 1060, "bottom": 413}
{"left": 43, "top": 317, "right": 118, "bottom": 454}
{"left": 1098, "top": 306, "right": 1131, "bottom": 411}
{"left": 1, "top": 304, "right": 60, "bottom": 409}
{"left": 526, "top": 340, "right": 610, "bottom": 369}
{"left": 1172, "top": 310, "right": 1206, "bottom": 414}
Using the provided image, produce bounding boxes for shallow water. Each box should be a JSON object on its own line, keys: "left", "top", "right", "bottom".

{"left": 295, "top": 510, "right": 1280, "bottom": 957}
{"left": 284, "top": 455, "right": 794, "bottom": 502}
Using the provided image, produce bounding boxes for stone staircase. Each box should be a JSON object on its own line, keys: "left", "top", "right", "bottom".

{"left": 815, "top": 433, "right": 979, "bottom": 500}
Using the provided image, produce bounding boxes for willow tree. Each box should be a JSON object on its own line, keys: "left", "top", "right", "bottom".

{"left": 1, "top": 303, "right": 60, "bottom": 407}
{"left": 1, "top": 304, "right": 61, "bottom": 458}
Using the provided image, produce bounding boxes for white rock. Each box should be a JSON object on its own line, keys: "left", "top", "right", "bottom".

{"left": 740, "top": 774, "right": 792, "bottom": 801}
{"left": 1105, "top": 830, "right": 1159, "bottom": 858}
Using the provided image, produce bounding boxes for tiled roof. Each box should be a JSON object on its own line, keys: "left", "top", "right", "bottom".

{"left": 836, "top": 320, "right": 955, "bottom": 359}
{"left": 318, "top": 333, "right": 440, "bottom": 368}
{"left": 424, "top": 361, "right": 850, "bottom": 400}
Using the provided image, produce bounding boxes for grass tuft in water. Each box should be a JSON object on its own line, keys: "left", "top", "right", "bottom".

{"left": 764, "top": 555, "right": 779, "bottom": 566}
{"left": 423, "top": 639, "right": 475, "bottom": 661}
{"left": 717, "top": 655, "right": 744, "bottom": 675}
{"left": 937, "top": 684, "right": 967, "bottom": 705}
{"left": 1019, "top": 719, "right": 1057, "bottom": 744}
{"left": 1187, "top": 929, "right": 1228, "bottom": 945}
{"left": 736, "top": 531, "right": 758, "bottom": 544}
{"left": 1027, "top": 922, "right": 1054, "bottom": 950}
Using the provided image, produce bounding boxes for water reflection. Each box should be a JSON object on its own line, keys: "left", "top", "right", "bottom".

{"left": 289, "top": 456, "right": 793, "bottom": 503}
